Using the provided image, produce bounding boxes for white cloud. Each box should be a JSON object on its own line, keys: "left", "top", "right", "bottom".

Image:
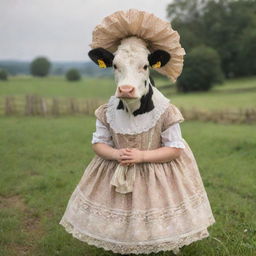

{"left": 0, "top": 0, "right": 173, "bottom": 61}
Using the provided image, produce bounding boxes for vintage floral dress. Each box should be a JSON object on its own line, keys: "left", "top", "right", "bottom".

{"left": 59, "top": 87, "right": 216, "bottom": 255}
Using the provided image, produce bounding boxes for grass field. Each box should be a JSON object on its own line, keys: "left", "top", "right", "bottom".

{"left": 1, "top": 75, "right": 255, "bottom": 255}
{"left": 0, "top": 75, "right": 256, "bottom": 112}
{"left": 0, "top": 115, "right": 255, "bottom": 256}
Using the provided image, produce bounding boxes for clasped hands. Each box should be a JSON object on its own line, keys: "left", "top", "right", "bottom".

{"left": 114, "top": 148, "right": 144, "bottom": 166}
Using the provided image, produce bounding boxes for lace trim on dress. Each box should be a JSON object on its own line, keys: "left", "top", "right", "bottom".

{"left": 91, "top": 137, "right": 114, "bottom": 146}
{"left": 163, "top": 141, "right": 186, "bottom": 148}
{"left": 59, "top": 218, "right": 213, "bottom": 255}
{"left": 70, "top": 186, "right": 210, "bottom": 223}
{"left": 106, "top": 87, "right": 170, "bottom": 135}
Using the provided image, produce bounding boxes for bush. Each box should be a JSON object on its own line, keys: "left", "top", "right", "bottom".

{"left": 0, "top": 69, "right": 8, "bottom": 81}
{"left": 66, "top": 69, "right": 81, "bottom": 81}
{"left": 30, "top": 57, "right": 51, "bottom": 77}
{"left": 235, "top": 28, "right": 256, "bottom": 76}
{"left": 177, "top": 45, "right": 224, "bottom": 92}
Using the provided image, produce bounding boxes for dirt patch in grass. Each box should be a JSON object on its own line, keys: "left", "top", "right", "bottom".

{"left": 0, "top": 194, "right": 27, "bottom": 211}
{"left": 0, "top": 194, "right": 45, "bottom": 256}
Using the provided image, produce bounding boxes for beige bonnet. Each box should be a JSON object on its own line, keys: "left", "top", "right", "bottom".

{"left": 89, "top": 8, "right": 186, "bottom": 82}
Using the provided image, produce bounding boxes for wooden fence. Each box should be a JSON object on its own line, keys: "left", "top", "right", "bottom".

{"left": 2, "top": 94, "right": 256, "bottom": 124}
{"left": 2, "top": 95, "right": 105, "bottom": 117}
{"left": 179, "top": 107, "right": 256, "bottom": 124}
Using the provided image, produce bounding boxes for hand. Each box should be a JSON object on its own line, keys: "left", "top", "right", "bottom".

{"left": 120, "top": 148, "right": 144, "bottom": 165}
{"left": 113, "top": 148, "right": 132, "bottom": 165}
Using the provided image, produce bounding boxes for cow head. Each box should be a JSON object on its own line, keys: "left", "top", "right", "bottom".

{"left": 88, "top": 36, "right": 170, "bottom": 115}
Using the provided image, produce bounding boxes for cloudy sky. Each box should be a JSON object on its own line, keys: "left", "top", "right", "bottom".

{"left": 0, "top": 0, "right": 173, "bottom": 62}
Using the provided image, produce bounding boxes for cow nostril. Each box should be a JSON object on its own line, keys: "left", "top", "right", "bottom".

{"left": 119, "top": 85, "right": 134, "bottom": 93}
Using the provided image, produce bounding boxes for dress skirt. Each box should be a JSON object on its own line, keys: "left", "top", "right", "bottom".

{"left": 59, "top": 139, "right": 216, "bottom": 255}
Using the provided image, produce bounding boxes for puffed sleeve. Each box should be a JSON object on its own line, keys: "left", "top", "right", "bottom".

{"left": 162, "top": 103, "right": 184, "bottom": 131}
{"left": 161, "top": 103, "right": 185, "bottom": 148}
{"left": 91, "top": 119, "right": 114, "bottom": 147}
{"left": 94, "top": 103, "right": 108, "bottom": 126}
{"left": 161, "top": 123, "right": 185, "bottom": 148}
{"left": 92, "top": 103, "right": 113, "bottom": 146}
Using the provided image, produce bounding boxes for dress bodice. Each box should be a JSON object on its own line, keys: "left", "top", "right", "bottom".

{"left": 95, "top": 101, "right": 184, "bottom": 150}
{"left": 110, "top": 120, "right": 162, "bottom": 150}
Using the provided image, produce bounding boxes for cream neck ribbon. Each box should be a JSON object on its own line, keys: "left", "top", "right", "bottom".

{"left": 110, "top": 164, "right": 136, "bottom": 194}
{"left": 110, "top": 128, "right": 154, "bottom": 194}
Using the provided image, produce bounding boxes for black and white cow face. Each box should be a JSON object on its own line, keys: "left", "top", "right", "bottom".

{"left": 112, "top": 37, "right": 150, "bottom": 100}
{"left": 88, "top": 36, "right": 170, "bottom": 115}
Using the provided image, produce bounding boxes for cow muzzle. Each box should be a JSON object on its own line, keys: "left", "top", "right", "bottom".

{"left": 116, "top": 85, "right": 136, "bottom": 98}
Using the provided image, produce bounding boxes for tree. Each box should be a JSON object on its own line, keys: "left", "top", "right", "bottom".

{"left": 177, "top": 45, "right": 224, "bottom": 92}
{"left": 66, "top": 69, "right": 81, "bottom": 81}
{"left": 167, "top": 0, "right": 209, "bottom": 22}
{"left": 234, "top": 28, "right": 256, "bottom": 76}
{"left": 30, "top": 57, "right": 51, "bottom": 77}
{"left": 0, "top": 69, "right": 8, "bottom": 81}
{"left": 167, "top": 0, "right": 256, "bottom": 78}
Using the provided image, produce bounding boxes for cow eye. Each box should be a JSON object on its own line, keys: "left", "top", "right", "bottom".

{"left": 113, "top": 64, "right": 117, "bottom": 69}
{"left": 143, "top": 65, "right": 148, "bottom": 70}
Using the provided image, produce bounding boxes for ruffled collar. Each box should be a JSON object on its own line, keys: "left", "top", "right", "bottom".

{"left": 106, "top": 87, "right": 170, "bottom": 135}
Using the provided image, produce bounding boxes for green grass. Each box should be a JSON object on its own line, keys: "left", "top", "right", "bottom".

{"left": 165, "top": 76, "right": 256, "bottom": 111}
{"left": 0, "top": 116, "right": 255, "bottom": 256}
{"left": 0, "top": 76, "right": 169, "bottom": 99}
{"left": 0, "top": 75, "right": 256, "bottom": 112}
{"left": 0, "top": 76, "right": 117, "bottom": 99}
{"left": 169, "top": 89, "right": 256, "bottom": 111}
{"left": 213, "top": 76, "right": 256, "bottom": 91}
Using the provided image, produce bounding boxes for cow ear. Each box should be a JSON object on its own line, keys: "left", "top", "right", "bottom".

{"left": 148, "top": 50, "right": 171, "bottom": 68}
{"left": 88, "top": 48, "right": 114, "bottom": 68}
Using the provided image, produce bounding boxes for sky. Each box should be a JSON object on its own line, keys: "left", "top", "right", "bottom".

{"left": 0, "top": 0, "right": 173, "bottom": 62}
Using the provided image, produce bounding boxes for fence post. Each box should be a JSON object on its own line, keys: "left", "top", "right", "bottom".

{"left": 39, "top": 97, "right": 48, "bottom": 116}
{"left": 5, "top": 96, "right": 16, "bottom": 115}
{"left": 69, "top": 98, "right": 79, "bottom": 114}
{"left": 51, "top": 98, "right": 60, "bottom": 116}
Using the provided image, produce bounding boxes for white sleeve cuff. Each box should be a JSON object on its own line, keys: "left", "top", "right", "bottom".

{"left": 161, "top": 123, "right": 185, "bottom": 149}
{"left": 91, "top": 119, "right": 114, "bottom": 147}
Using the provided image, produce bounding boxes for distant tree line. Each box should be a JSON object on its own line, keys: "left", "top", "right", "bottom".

{"left": 29, "top": 57, "right": 82, "bottom": 82}
{"left": 0, "top": 69, "right": 8, "bottom": 81}
{"left": 0, "top": 59, "right": 112, "bottom": 78}
{"left": 1, "top": 0, "right": 255, "bottom": 92}
{"left": 167, "top": 0, "right": 256, "bottom": 91}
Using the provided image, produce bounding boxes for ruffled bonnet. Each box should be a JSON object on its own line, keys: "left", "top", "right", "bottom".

{"left": 89, "top": 8, "right": 186, "bottom": 82}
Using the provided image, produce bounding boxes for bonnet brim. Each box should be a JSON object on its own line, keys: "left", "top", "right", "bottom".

{"left": 89, "top": 9, "right": 186, "bottom": 83}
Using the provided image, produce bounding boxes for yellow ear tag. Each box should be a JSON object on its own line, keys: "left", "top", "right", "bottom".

{"left": 98, "top": 59, "right": 107, "bottom": 68}
{"left": 152, "top": 61, "right": 161, "bottom": 68}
